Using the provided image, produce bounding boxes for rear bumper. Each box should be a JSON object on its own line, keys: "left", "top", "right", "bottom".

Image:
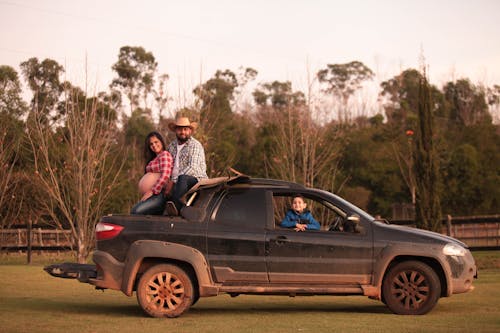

{"left": 88, "top": 250, "right": 125, "bottom": 292}
{"left": 44, "top": 262, "right": 97, "bottom": 282}
{"left": 43, "top": 252, "right": 127, "bottom": 294}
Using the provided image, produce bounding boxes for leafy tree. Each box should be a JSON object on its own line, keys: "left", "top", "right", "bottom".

{"left": 20, "top": 57, "right": 64, "bottom": 124}
{"left": 0, "top": 65, "right": 28, "bottom": 118}
{"left": 253, "top": 81, "right": 305, "bottom": 109}
{"left": 194, "top": 69, "right": 237, "bottom": 118}
{"left": 124, "top": 109, "right": 155, "bottom": 146}
{"left": 123, "top": 108, "right": 155, "bottom": 186}
{"left": 317, "top": 61, "right": 374, "bottom": 123}
{"left": 380, "top": 69, "right": 448, "bottom": 131}
{"left": 380, "top": 69, "right": 422, "bottom": 130}
{"left": 193, "top": 68, "right": 257, "bottom": 175}
{"left": 111, "top": 46, "right": 158, "bottom": 115}
{"left": 414, "top": 72, "right": 442, "bottom": 231}
{"left": 440, "top": 122, "right": 500, "bottom": 215}
{"left": 341, "top": 123, "right": 407, "bottom": 216}
{"left": 380, "top": 69, "right": 448, "bottom": 214}
{"left": 443, "top": 78, "right": 491, "bottom": 126}
{"left": 230, "top": 110, "right": 259, "bottom": 174}
{"left": 441, "top": 144, "right": 481, "bottom": 215}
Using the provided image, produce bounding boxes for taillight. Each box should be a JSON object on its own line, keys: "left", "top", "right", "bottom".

{"left": 95, "top": 222, "right": 124, "bottom": 240}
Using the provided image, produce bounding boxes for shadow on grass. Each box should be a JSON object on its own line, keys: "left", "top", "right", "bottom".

{"left": 11, "top": 298, "right": 143, "bottom": 317}
{"left": 15, "top": 296, "right": 390, "bottom": 317}
{"left": 191, "top": 302, "right": 390, "bottom": 315}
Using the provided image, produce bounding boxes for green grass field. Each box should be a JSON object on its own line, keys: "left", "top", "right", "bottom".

{"left": 1, "top": 252, "right": 499, "bottom": 333}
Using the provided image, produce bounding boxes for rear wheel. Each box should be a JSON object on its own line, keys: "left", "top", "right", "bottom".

{"left": 382, "top": 261, "right": 441, "bottom": 315}
{"left": 136, "top": 264, "right": 194, "bottom": 318}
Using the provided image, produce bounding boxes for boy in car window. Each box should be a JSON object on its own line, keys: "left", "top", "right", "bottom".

{"left": 280, "top": 195, "right": 320, "bottom": 231}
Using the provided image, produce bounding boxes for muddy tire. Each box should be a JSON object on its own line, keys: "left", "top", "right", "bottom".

{"left": 136, "top": 264, "right": 194, "bottom": 318}
{"left": 382, "top": 261, "right": 441, "bottom": 315}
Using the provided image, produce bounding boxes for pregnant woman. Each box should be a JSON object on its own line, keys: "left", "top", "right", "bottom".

{"left": 131, "top": 131, "right": 173, "bottom": 215}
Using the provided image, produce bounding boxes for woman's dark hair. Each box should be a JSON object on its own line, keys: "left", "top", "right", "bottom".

{"left": 144, "top": 131, "right": 166, "bottom": 167}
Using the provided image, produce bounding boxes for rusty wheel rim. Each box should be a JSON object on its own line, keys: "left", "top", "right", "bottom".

{"left": 146, "top": 272, "right": 185, "bottom": 312}
{"left": 390, "top": 269, "right": 430, "bottom": 310}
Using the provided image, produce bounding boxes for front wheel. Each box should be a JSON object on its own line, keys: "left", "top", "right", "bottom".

{"left": 382, "top": 261, "right": 441, "bottom": 315}
{"left": 136, "top": 264, "right": 194, "bottom": 318}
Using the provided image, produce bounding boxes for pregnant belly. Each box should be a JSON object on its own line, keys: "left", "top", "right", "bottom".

{"left": 138, "top": 172, "right": 160, "bottom": 194}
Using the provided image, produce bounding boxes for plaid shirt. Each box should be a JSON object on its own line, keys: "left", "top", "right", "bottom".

{"left": 145, "top": 150, "right": 173, "bottom": 195}
{"left": 167, "top": 136, "right": 208, "bottom": 181}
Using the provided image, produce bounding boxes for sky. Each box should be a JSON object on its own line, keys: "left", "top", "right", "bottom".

{"left": 1, "top": 0, "right": 499, "bottom": 113}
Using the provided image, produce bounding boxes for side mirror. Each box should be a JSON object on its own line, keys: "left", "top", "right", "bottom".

{"left": 347, "top": 214, "right": 360, "bottom": 223}
{"left": 345, "top": 214, "right": 362, "bottom": 233}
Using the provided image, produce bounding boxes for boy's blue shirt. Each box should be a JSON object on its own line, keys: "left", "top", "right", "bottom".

{"left": 280, "top": 209, "right": 320, "bottom": 230}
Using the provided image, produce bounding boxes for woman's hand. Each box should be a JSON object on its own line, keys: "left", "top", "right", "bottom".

{"left": 141, "top": 191, "right": 153, "bottom": 201}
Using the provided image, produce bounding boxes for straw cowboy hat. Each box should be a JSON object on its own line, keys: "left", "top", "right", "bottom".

{"left": 167, "top": 116, "right": 198, "bottom": 132}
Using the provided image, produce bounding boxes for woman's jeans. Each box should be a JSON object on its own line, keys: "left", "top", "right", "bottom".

{"left": 131, "top": 192, "right": 167, "bottom": 215}
{"left": 171, "top": 175, "right": 198, "bottom": 210}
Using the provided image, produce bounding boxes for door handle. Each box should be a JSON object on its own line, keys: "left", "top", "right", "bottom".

{"left": 272, "top": 235, "right": 290, "bottom": 245}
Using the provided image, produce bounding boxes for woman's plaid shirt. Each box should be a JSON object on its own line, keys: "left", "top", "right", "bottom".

{"left": 145, "top": 150, "right": 173, "bottom": 194}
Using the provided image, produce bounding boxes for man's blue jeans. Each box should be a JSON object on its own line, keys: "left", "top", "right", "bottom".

{"left": 171, "top": 175, "right": 198, "bottom": 210}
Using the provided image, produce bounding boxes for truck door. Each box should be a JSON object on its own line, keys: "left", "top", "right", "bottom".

{"left": 266, "top": 193, "right": 373, "bottom": 285}
{"left": 207, "top": 188, "right": 269, "bottom": 283}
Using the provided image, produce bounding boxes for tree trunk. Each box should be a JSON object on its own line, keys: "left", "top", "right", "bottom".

{"left": 77, "top": 229, "right": 87, "bottom": 264}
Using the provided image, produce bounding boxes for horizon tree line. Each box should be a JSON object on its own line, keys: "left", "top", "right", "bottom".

{"left": 1, "top": 45, "right": 499, "bottom": 261}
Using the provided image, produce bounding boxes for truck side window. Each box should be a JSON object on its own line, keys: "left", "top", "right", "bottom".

{"left": 273, "top": 193, "right": 347, "bottom": 231}
{"left": 214, "top": 189, "right": 267, "bottom": 228}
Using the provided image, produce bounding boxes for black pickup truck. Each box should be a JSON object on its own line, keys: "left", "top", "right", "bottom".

{"left": 45, "top": 175, "right": 477, "bottom": 317}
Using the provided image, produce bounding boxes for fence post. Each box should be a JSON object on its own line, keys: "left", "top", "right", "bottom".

{"left": 446, "top": 215, "right": 452, "bottom": 237}
{"left": 27, "top": 219, "right": 32, "bottom": 264}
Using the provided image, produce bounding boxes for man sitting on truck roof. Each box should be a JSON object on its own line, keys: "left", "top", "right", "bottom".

{"left": 165, "top": 115, "right": 208, "bottom": 216}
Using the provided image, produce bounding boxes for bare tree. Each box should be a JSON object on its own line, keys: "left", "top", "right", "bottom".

{"left": 486, "top": 84, "right": 500, "bottom": 123}
{"left": 254, "top": 80, "right": 344, "bottom": 191}
{"left": 0, "top": 128, "right": 19, "bottom": 228}
{"left": 27, "top": 87, "right": 125, "bottom": 262}
{"left": 269, "top": 107, "right": 343, "bottom": 189}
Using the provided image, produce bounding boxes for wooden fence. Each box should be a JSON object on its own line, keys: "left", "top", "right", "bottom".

{"left": 0, "top": 228, "right": 73, "bottom": 251}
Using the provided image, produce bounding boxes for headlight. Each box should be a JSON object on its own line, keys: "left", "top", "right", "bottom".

{"left": 443, "top": 243, "right": 466, "bottom": 257}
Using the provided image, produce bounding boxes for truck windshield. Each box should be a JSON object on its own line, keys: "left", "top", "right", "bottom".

{"left": 315, "top": 189, "right": 375, "bottom": 221}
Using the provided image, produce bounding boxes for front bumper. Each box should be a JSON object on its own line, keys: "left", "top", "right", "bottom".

{"left": 448, "top": 250, "right": 477, "bottom": 295}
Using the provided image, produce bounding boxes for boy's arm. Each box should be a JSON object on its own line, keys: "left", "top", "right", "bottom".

{"left": 305, "top": 213, "right": 321, "bottom": 230}
{"left": 280, "top": 211, "right": 296, "bottom": 228}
